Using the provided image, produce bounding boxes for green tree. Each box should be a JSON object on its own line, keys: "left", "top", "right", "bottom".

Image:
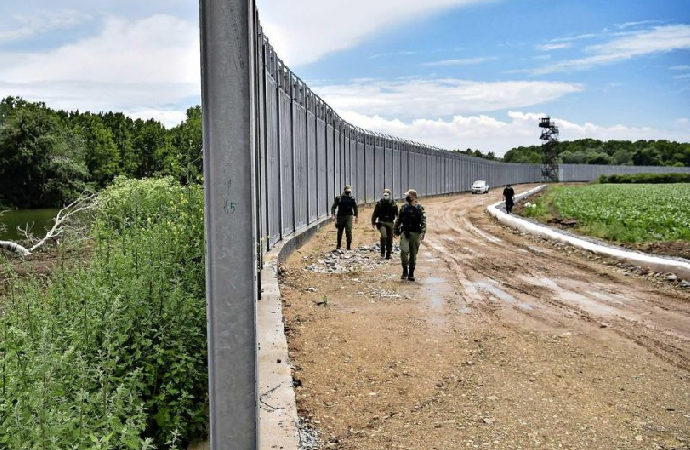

{"left": 0, "top": 97, "right": 88, "bottom": 208}
{"left": 73, "top": 114, "right": 121, "bottom": 187}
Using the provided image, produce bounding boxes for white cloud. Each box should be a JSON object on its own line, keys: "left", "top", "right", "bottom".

{"left": 536, "top": 43, "right": 572, "bottom": 51}
{"left": 256, "top": 0, "right": 496, "bottom": 66}
{"left": 616, "top": 20, "right": 662, "bottom": 30}
{"left": 0, "top": 10, "right": 92, "bottom": 44}
{"left": 368, "top": 50, "right": 417, "bottom": 60}
{"left": 340, "top": 110, "right": 690, "bottom": 155}
{"left": 670, "top": 65, "right": 690, "bottom": 71}
{"left": 534, "top": 24, "right": 690, "bottom": 74}
{"left": 550, "top": 33, "right": 599, "bottom": 43}
{"left": 0, "top": 14, "right": 200, "bottom": 125}
{"left": 314, "top": 78, "right": 583, "bottom": 119}
{"left": 422, "top": 57, "right": 496, "bottom": 66}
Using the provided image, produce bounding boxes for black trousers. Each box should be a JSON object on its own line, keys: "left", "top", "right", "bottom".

{"left": 506, "top": 200, "right": 514, "bottom": 214}
{"left": 336, "top": 215, "right": 353, "bottom": 248}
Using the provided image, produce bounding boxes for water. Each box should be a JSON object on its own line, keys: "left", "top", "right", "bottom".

{"left": 0, "top": 209, "right": 60, "bottom": 241}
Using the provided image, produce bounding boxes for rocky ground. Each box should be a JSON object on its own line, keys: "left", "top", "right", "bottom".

{"left": 279, "top": 186, "right": 690, "bottom": 449}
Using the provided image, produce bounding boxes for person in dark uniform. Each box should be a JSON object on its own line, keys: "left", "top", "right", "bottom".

{"left": 330, "top": 185, "right": 358, "bottom": 250}
{"left": 503, "top": 184, "right": 515, "bottom": 214}
{"left": 394, "top": 189, "right": 426, "bottom": 282}
{"left": 371, "top": 188, "right": 398, "bottom": 259}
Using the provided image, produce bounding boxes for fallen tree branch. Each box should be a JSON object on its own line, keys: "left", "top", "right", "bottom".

{"left": 0, "top": 193, "right": 96, "bottom": 256}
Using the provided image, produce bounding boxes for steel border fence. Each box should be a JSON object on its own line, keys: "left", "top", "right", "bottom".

{"left": 253, "top": 19, "right": 690, "bottom": 255}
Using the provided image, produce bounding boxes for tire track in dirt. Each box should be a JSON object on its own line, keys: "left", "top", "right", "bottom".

{"left": 423, "top": 187, "right": 690, "bottom": 372}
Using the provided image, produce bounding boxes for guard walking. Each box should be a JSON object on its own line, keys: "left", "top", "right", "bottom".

{"left": 503, "top": 184, "right": 515, "bottom": 214}
{"left": 331, "top": 185, "right": 359, "bottom": 250}
{"left": 394, "top": 189, "right": 426, "bottom": 282}
{"left": 371, "top": 188, "right": 398, "bottom": 259}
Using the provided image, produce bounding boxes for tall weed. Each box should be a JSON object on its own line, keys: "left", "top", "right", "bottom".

{"left": 1, "top": 177, "right": 207, "bottom": 448}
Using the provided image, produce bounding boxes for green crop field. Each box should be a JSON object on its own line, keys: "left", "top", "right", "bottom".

{"left": 521, "top": 183, "right": 690, "bottom": 243}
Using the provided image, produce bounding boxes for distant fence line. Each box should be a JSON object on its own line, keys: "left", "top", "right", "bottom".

{"left": 251, "top": 17, "right": 690, "bottom": 252}
{"left": 558, "top": 164, "right": 690, "bottom": 182}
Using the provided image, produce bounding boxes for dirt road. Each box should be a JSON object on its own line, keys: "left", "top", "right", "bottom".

{"left": 279, "top": 185, "right": 690, "bottom": 449}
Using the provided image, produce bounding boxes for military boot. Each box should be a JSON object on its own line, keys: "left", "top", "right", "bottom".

{"left": 408, "top": 265, "right": 416, "bottom": 282}
{"left": 385, "top": 251, "right": 391, "bottom": 260}
{"left": 401, "top": 265, "right": 408, "bottom": 280}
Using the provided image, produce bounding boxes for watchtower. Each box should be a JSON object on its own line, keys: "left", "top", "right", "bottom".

{"left": 539, "top": 116, "right": 559, "bottom": 181}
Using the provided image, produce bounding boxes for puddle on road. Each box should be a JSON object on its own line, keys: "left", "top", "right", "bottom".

{"left": 465, "top": 281, "right": 534, "bottom": 311}
{"left": 520, "top": 275, "right": 625, "bottom": 318}
{"left": 560, "top": 291, "right": 620, "bottom": 317}
{"left": 423, "top": 277, "right": 446, "bottom": 284}
{"left": 587, "top": 290, "right": 625, "bottom": 305}
{"left": 429, "top": 295, "right": 444, "bottom": 309}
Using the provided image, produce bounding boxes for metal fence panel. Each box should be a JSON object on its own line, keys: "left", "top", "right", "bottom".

{"left": 343, "top": 130, "right": 351, "bottom": 186}
{"left": 348, "top": 130, "right": 357, "bottom": 188}
{"left": 384, "top": 140, "right": 393, "bottom": 193}
{"left": 306, "top": 106, "right": 317, "bottom": 223}
{"left": 400, "top": 146, "right": 408, "bottom": 199}
{"left": 278, "top": 87, "right": 294, "bottom": 235}
{"left": 365, "top": 135, "right": 375, "bottom": 202}
{"left": 334, "top": 123, "right": 342, "bottom": 193}
{"left": 326, "top": 120, "right": 335, "bottom": 205}
{"left": 356, "top": 136, "right": 365, "bottom": 203}
{"left": 292, "top": 95, "right": 308, "bottom": 229}
{"left": 264, "top": 68, "right": 280, "bottom": 246}
{"left": 375, "top": 139, "right": 384, "bottom": 197}
{"left": 316, "top": 113, "right": 327, "bottom": 217}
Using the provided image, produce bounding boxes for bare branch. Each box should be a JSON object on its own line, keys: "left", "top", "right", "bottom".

{"left": 0, "top": 193, "right": 96, "bottom": 256}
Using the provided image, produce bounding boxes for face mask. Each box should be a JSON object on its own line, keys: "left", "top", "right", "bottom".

{"left": 344, "top": 191, "right": 351, "bottom": 196}
{"left": 383, "top": 194, "right": 390, "bottom": 200}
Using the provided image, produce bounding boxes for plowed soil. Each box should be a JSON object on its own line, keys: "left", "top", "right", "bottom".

{"left": 279, "top": 185, "right": 690, "bottom": 449}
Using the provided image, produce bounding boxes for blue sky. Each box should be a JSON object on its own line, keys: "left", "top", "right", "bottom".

{"left": 0, "top": 0, "right": 688, "bottom": 154}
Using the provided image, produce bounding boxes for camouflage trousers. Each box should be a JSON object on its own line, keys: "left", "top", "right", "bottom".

{"left": 400, "top": 231, "right": 421, "bottom": 267}
{"left": 378, "top": 221, "right": 394, "bottom": 256}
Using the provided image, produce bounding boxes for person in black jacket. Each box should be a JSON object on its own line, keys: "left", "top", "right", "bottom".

{"left": 503, "top": 184, "right": 515, "bottom": 214}
{"left": 330, "top": 185, "right": 358, "bottom": 250}
{"left": 371, "top": 188, "right": 398, "bottom": 259}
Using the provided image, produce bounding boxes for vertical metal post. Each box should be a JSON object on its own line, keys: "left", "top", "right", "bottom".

{"left": 200, "top": 0, "right": 258, "bottom": 448}
{"left": 290, "top": 76, "right": 297, "bottom": 232}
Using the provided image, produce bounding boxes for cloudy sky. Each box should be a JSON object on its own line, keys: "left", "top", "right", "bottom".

{"left": 1, "top": 0, "right": 688, "bottom": 155}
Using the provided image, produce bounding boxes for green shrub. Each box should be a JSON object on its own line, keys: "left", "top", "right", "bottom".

{"left": 598, "top": 172, "right": 690, "bottom": 184}
{"left": 0, "top": 177, "right": 207, "bottom": 448}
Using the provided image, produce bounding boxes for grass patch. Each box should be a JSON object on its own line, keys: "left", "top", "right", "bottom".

{"left": 519, "top": 184, "right": 690, "bottom": 244}
{"left": 0, "top": 177, "right": 207, "bottom": 448}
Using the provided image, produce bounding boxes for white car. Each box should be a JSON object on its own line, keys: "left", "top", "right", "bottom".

{"left": 471, "top": 180, "right": 490, "bottom": 194}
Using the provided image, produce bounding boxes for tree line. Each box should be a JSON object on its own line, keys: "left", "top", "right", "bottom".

{"left": 0, "top": 96, "right": 202, "bottom": 209}
{"left": 500, "top": 139, "right": 690, "bottom": 166}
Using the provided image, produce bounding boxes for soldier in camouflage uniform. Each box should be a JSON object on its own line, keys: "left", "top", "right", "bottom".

{"left": 371, "top": 188, "right": 398, "bottom": 259}
{"left": 330, "top": 185, "right": 359, "bottom": 250}
{"left": 394, "top": 189, "right": 426, "bottom": 282}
